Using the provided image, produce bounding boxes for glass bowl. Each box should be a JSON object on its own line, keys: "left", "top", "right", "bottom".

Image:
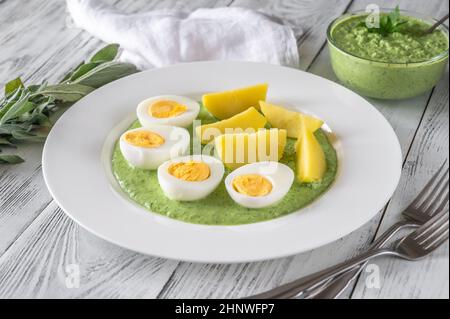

{"left": 326, "top": 9, "right": 449, "bottom": 100}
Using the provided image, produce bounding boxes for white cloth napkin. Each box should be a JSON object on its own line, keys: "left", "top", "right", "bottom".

{"left": 66, "top": 0, "right": 300, "bottom": 70}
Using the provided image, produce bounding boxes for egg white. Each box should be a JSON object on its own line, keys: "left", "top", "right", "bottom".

{"left": 119, "top": 125, "right": 190, "bottom": 170}
{"left": 224, "top": 161, "right": 294, "bottom": 209}
{"left": 137, "top": 95, "right": 200, "bottom": 128}
{"left": 158, "top": 155, "right": 225, "bottom": 201}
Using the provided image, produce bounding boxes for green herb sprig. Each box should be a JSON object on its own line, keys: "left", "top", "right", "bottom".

{"left": 360, "top": 6, "right": 408, "bottom": 36}
{"left": 0, "top": 44, "right": 137, "bottom": 164}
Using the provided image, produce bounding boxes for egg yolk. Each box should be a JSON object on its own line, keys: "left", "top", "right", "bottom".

{"left": 168, "top": 161, "right": 211, "bottom": 182}
{"left": 149, "top": 100, "right": 187, "bottom": 118}
{"left": 232, "top": 174, "right": 273, "bottom": 197}
{"left": 124, "top": 130, "right": 165, "bottom": 148}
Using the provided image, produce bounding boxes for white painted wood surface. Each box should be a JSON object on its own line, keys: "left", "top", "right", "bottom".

{"left": 0, "top": 0, "right": 448, "bottom": 299}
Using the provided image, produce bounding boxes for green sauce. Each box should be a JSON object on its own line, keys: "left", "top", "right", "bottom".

{"left": 111, "top": 107, "right": 338, "bottom": 226}
{"left": 332, "top": 15, "right": 449, "bottom": 63}
{"left": 328, "top": 14, "right": 449, "bottom": 99}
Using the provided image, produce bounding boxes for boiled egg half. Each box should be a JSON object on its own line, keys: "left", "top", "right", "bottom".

{"left": 158, "top": 155, "right": 224, "bottom": 201}
{"left": 225, "top": 162, "right": 294, "bottom": 208}
{"left": 119, "top": 125, "right": 190, "bottom": 170}
{"left": 137, "top": 95, "right": 200, "bottom": 128}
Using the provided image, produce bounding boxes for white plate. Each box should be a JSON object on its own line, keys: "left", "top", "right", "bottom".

{"left": 42, "top": 61, "right": 402, "bottom": 263}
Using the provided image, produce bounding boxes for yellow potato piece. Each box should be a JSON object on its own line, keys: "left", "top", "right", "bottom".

{"left": 296, "top": 117, "right": 326, "bottom": 183}
{"left": 195, "top": 107, "right": 267, "bottom": 144}
{"left": 215, "top": 128, "right": 287, "bottom": 170}
{"left": 215, "top": 132, "right": 257, "bottom": 170}
{"left": 256, "top": 129, "right": 286, "bottom": 162}
{"left": 260, "top": 101, "right": 323, "bottom": 138}
{"left": 202, "top": 83, "right": 268, "bottom": 119}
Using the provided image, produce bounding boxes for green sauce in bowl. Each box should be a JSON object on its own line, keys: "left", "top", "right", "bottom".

{"left": 332, "top": 15, "right": 448, "bottom": 63}
{"left": 327, "top": 10, "right": 449, "bottom": 99}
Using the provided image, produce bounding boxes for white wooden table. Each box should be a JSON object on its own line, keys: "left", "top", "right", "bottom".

{"left": 0, "top": 0, "right": 448, "bottom": 299}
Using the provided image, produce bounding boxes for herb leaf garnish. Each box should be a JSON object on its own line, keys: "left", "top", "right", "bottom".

{"left": 0, "top": 44, "right": 138, "bottom": 164}
{"left": 360, "top": 6, "right": 408, "bottom": 36}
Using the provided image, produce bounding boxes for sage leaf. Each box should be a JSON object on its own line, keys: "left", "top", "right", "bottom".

{"left": 10, "top": 130, "right": 46, "bottom": 143}
{"left": 0, "top": 43, "right": 137, "bottom": 165}
{"left": 0, "top": 87, "right": 23, "bottom": 120}
{"left": 38, "top": 83, "right": 95, "bottom": 102}
{"left": 19, "top": 110, "right": 52, "bottom": 127}
{"left": 69, "top": 62, "right": 100, "bottom": 82}
{"left": 73, "top": 61, "right": 137, "bottom": 88}
{"left": 1, "top": 100, "right": 35, "bottom": 124}
{"left": 0, "top": 154, "right": 25, "bottom": 164}
{"left": 0, "top": 137, "right": 16, "bottom": 147}
{"left": 30, "top": 95, "right": 53, "bottom": 111}
{"left": 0, "top": 123, "right": 34, "bottom": 134}
{"left": 5, "top": 78, "right": 24, "bottom": 95}
{"left": 60, "top": 61, "right": 84, "bottom": 83}
{"left": 0, "top": 90, "right": 31, "bottom": 124}
{"left": 90, "top": 43, "right": 119, "bottom": 63}
{"left": 28, "top": 84, "right": 44, "bottom": 93}
{"left": 30, "top": 113, "right": 52, "bottom": 127}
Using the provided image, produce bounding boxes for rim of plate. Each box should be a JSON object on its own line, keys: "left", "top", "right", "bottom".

{"left": 42, "top": 61, "right": 402, "bottom": 263}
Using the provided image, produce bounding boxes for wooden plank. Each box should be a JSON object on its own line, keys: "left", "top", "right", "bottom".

{"left": 0, "top": 0, "right": 447, "bottom": 299}
{"left": 304, "top": 0, "right": 448, "bottom": 299}
{"left": 0, "top": 0, "right": 230, "bottom": 298}
{"left": 158, "top": 225, "right": 381, "bottom": 298}
{"left": 0, "top": 0, "right": 110, "bottom": 256}
{"left": 342, "top": 0, "right": 449, "bottom": 299}
{"left": 351, "top": 67, "right": 449, "bottom": 299}
{"left": 160, "top": 0, "right": 449, "bottom": 299}
{"left": 160, "top": 0, "right": 387, "bottom": 299}
{"left": 0, "top": 0, "right": 354, "bottom": 298}
{"left": 0, "top": 0, "right": 230, "bottom": 254}
{"left": 0, "top": 202, "right": 178, "bottom": 298}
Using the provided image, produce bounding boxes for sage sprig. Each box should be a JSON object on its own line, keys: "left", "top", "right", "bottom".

{"left": 0, "top": 44, "right": 137, "bottom": 164}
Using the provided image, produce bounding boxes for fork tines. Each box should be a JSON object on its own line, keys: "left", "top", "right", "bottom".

{"left": 406, "top": 162, "right": 449, "bottom": 222}
{"left": 413, "top": 210, "right": 449, "bottom": 250}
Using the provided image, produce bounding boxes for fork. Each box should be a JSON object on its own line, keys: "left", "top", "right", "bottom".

{"left": 307, "top": 162, "right": 449, "bottom": 299}
{"left": 249, "top": 210, "right": 449, "bottom": 299}
{"left": 247, "top": 164, "right": 449, "bottom": 299}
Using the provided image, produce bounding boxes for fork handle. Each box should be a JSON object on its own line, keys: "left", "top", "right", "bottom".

{"left": 247, "top": 221, "right": 410, "bottom": 299}
{"left": 306, "top": 221, "right": 418, "bottom": 299}
{"left": 248, "top": 247, "right": 395, "bottom": 299}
